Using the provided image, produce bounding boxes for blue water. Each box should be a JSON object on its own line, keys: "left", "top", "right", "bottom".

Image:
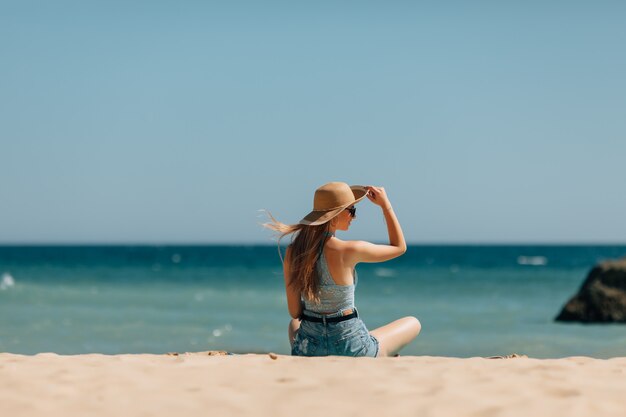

{"left": 1, "top": 245, "right": 625, "bottom": 358}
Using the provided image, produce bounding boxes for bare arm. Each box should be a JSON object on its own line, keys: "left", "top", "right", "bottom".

{"left": 346, "top": 185, "right": 407, "bottom": 264}
{"left": 283, "top": 246, "right": 303, "bottom": 319}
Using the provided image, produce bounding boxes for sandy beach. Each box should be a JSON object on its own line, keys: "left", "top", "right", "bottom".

{"left": 1, "top": 352, "right": 625, "bottom": 417}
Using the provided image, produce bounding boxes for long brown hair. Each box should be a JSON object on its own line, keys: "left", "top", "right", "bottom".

{"left": 263, "top": 211, "right": 331, "bottom": 303}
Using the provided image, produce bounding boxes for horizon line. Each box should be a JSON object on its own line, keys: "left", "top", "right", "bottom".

{"left": 1, "top": 241, "right": 626, "bottom": 247}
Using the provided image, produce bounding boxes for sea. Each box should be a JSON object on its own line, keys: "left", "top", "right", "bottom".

{"left": 1, "top": 245, "right": 625, "bottom": 358}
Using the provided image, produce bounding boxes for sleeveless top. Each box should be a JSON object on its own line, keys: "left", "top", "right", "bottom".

{"left": 302, "top": 233, "right": 357, "bottom": 314}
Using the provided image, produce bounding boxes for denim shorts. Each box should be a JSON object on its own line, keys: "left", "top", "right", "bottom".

{"left": 291, "top": 309, "right": 379, "bottom": 357}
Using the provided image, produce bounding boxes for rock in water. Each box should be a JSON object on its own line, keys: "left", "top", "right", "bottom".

{"left": 556, "top": 258, "right": 626, "bottom": 323}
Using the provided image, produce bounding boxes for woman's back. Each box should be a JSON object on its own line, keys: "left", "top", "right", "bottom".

{"left": 302, "top": 237, "right": 357, "bottom": 314}
{"left": 320, "top": 238, "right": 358, "bottom": 286}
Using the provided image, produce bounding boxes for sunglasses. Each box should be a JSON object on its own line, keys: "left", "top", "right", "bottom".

{"left": 345, "top": 206, "right": 356, "bottom": 217}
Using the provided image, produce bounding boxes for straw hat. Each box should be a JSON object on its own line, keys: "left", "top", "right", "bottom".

{"left": 299, "top": 182, "right": 368, "bottom": 226}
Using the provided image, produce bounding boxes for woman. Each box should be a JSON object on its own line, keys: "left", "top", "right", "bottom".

{"left": 265, "top": 182, "right": 421, "bottom": 357}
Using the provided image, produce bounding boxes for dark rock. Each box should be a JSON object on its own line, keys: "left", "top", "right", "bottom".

{"left": 555, "top": 257, "right": 626, "bottom": 323}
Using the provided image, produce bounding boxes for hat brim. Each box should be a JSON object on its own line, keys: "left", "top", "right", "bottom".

{"left": 298, "top": 185, "right": 368, "bottom": 226}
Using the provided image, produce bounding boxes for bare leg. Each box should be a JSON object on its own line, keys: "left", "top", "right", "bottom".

{"left": 288, "top": 318, "right": 301, "bottom": 348}
{"left": 369, "top": 316, "right": 421, "bottom": 357}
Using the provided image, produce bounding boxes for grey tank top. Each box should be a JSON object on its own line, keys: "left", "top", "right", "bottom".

{"left": 302, "top": 235, "right": 357, "bottom": 314}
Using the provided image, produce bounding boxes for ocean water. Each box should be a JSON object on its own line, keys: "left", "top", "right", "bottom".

{"left": 1, "top": 245, "right": 625, "bottom": 358}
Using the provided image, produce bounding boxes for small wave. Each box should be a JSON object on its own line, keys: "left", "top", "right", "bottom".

{"left": 1, "top": 273, "right": 15, "bottom": 290}
{"left": 211, "top": 324, "right": 233, "bottom": 338}
{"left": 374, "top": 268, "right": 396, "bottom": 278}
{"left": 517, "top": 256, "right": 548, "bottom": 266}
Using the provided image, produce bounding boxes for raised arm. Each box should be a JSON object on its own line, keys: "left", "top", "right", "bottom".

{"left": 346, "top": 185, "right": 407, "bottom": 264}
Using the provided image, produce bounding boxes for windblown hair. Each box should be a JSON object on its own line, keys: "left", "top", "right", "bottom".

{"left": 263, "top": 211, "right": 331, "bottom": 304}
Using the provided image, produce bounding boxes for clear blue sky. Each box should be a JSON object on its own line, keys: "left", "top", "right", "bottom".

{"left": 1, "top": 1, "right": 625, "bottom": 244}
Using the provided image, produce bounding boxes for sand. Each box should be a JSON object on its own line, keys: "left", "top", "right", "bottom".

{"left": 1, "top": 352, "right": 625, "bottom": 417}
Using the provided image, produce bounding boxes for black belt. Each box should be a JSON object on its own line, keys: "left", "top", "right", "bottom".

{"left": 301, "top": 309, "right": 358, "bottom": 323}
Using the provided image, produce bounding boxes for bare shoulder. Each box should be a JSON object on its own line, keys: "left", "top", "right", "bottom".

{"left": 330, "top": 239, "right": 368, "bottom": 265}
{"left": 325, "top": 237, "right": 358, "bottom": 252}
{"left": 338, "top": 239, "right": 369, "bottom": 252}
